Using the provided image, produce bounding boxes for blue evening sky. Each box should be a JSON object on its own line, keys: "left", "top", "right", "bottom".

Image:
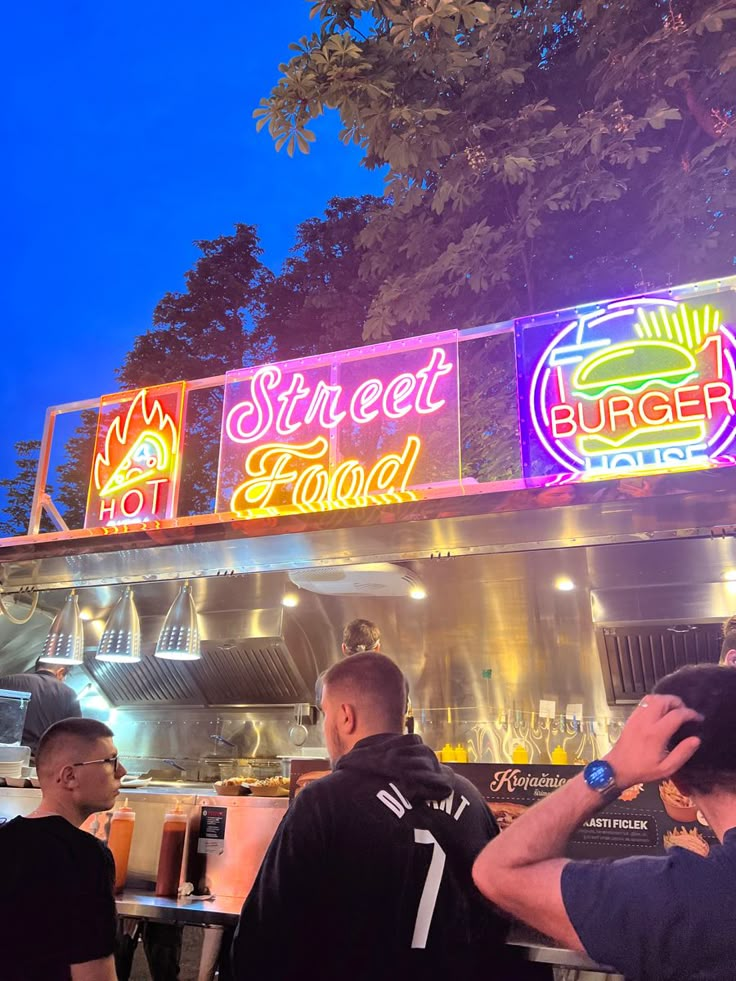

{"left": 0, "top": 1, "right": 380, "bottom": 509}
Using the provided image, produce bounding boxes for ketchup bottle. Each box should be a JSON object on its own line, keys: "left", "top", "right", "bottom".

{"left": 155, "top": 800, "right": 188, "bottom": 897}
{"left": 107, "top": 799, "right": 136, "bottom": 894}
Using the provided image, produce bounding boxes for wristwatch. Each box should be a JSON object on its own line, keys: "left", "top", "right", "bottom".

{"left": 583, "top": 759, "right": 618, "bottom": 799}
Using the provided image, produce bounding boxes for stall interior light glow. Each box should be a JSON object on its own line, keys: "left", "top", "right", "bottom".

{"left": 155, "top": 582, "right": 201, "bottom": 661}
{"left": 97, "top": 587, "right": 141, "bottom": 663}
{"left": 722, "top": 569, "right": 736, "bottom": 581}
{"left": 555, "top": 577, "right": 576, "bottom": 592}
{"left": 281, "top": 591, "right": 300, "bottom": 608}
{"left": 409, "top": 585, "right": 428, "bottom": 600}
{"left": 40, "top": 590, "right": 85, "bottom": 665}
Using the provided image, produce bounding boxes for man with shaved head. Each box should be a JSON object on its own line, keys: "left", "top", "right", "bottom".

{"left": 0, "top": 717, "right": 125, "bottom": 980}
{"left": 232, "top": 653, "right": 548, "bottom": 980}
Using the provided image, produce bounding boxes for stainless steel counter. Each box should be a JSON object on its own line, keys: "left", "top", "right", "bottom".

{"left": 114, "top": 890, "right": 613, "bottom": 972}
{"left": 116, "top": 891, "right": 243, "bottom": 927}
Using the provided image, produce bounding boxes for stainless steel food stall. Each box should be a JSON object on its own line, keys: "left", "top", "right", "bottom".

{"left": 2, "top": 275, "right": 736, "bottom": 978}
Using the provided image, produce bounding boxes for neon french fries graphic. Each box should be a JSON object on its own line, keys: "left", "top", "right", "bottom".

{"left": 86, "top": 386, "right": 184, "bottom": 528}
{"left": 528, "top": 299, "right": 736, "bottom": 478}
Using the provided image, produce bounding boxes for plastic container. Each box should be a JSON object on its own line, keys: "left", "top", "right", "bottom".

{"left": 550, "top": 745, "right": 569, "bottom": 765}
{"left": 512, "top": 744, "right": 530, "bottom": 764}
{"left": 155, "top": 800, "right": 188, "bottom": 897}
{"left": 108, "top": 800, "right": 136, "bottom": 894}
{"left": 454, "top": 743, "right": 468, "bottom": 763}
{"left": 439, "top": 743, "right": 456, "bottom": 762}
{"left": 0, "top": 689, "right": 31, "bottom": 746}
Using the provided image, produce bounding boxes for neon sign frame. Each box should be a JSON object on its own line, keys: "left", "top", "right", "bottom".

{"left": 85, "top": 383, "right": 186, "bottom": 528}
{"left": 519, "top": 289, "right": 736, "bottom": 480}
{"left": 216, "top": 332, "right": 460, "bottom": 516}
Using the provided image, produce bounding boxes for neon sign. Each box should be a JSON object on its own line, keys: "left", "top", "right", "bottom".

{"left": 216, "top": 334, "right": 460, "bottom": 515}
{"left": 520, "top": 295, "right": 736, "bottom": 478}
{"left": 85, "top": 384, "right": 186, "bottom": 528}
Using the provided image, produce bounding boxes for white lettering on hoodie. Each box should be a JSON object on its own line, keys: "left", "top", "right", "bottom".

{"left": 376, "top": 783, "right": 470, "bottom": 822}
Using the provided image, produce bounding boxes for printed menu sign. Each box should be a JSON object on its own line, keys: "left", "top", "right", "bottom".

{"left": 197, "top": 805, "right": 227, "bottom": 856}
{"left": 450, "top": 763, "right": 716, "bottom": 859}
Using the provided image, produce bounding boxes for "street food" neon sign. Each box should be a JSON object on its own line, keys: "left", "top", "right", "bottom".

{"left": 523, "top": 297, "right": 736, "bottom": 478}
{"left": 217, "top": 334, "right": 460, "bottom": 515}
{"left": 85, "top": 384, "right": 186, "bottom": 528}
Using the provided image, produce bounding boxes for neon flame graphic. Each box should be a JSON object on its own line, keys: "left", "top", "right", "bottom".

{"left": 94, "top": 389, "right": 179, "bottom": 497}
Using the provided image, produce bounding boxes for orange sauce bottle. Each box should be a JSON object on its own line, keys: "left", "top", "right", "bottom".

{"left": 107, "top": 799, "right": 136, "bottom": 894}
{"left": 155, "top": 801, "right": 188, "bottom": 897}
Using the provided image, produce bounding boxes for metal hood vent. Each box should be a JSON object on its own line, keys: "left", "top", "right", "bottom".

{"left": 84, "top": 605, "right": 313, "bottom": 708}
{"left": 596, "top": 624, "right": 723, "bottom": 705}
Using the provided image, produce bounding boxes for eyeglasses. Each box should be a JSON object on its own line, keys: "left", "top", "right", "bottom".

{"left": 71, "top": 754, "right": 123, "bottom": 776}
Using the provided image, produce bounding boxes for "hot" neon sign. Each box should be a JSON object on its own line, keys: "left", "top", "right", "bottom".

{"left": 85, "top": 384, "right": 186, "bottom": 528}
{"left": 521, "top": 296, "right": 736, "bottom": 478}
{"left": 216, "top": 334, "right": 460, "bottom": 515}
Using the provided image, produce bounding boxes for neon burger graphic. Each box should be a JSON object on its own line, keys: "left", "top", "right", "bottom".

{"left": 528, "top": 297, "right": 736, "bottom": 477}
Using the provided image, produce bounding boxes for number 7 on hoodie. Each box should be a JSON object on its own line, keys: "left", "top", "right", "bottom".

{"left": 411, "top": 829, "right": 447, "bottom": 948}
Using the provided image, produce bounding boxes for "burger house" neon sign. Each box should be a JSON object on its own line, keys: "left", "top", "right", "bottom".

{"left": 521, "top": 293, "right": 736, "bottom": 479}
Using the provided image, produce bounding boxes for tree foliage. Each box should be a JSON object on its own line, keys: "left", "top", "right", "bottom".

{"left": 258, "top": 195, "right": 386, "bottom": 356}
{"left": 57, "top": 225, "right": 274, "bottom": 522}
{"left": 256, "top": 0, "right": 736, "bottom": 338}
{"left": 0, "top": 441, "right": 55, "bottom": 536}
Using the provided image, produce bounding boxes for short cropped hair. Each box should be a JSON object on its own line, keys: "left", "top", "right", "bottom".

{"left": 35, "top": 656, "right": 68, "bottom": 676}
{"left": 720, "top": 614, "right": 736, "bottom": 664}
{"left": 36, "top": 718, "right": 114, "bottom": 774}
{"left": 342, "top": 618, "right": 381, "bottom": 655}
{"left": 322, "top": 652, "right": 408, "bottom": 732}
{"left": 654, "top": 664, "right": 736, "bottom": 793}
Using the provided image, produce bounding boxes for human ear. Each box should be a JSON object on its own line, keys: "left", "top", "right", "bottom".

{"left": 342, "top": 703, "right": 357, "bottom": 735}
{"left": 57, "top": 764, "right": 76, "bottom": 788}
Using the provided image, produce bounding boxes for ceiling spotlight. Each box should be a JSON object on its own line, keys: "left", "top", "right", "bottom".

{"left": 722, "top": 569, "right": 736, "bottom": 582}
{"left": 40, "top": 590, "right": 85, "bottom": 666}
{"left": 282, "top": 591, "right": 300, "bottom": 608}
{"left": 409, "top": 585, "right": 427, "bottom": 600}
{"left": 155, "top": 582, "right": 200, "bottom": 661}
{"left": 555, "top": 577, "right": 576, "bottom": 592}
{"left": 97, "top": 587, "right": 141, "bottom": 663}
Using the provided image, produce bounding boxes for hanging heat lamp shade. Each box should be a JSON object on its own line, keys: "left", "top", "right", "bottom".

{"left": 155, "top": 581, "right": 200, "bottom": 661}
{"left": 40, "top": 589, "right": 85, "bottom": 666}
{"left": 97, "top": 586, "right": 141, "bottom": 663}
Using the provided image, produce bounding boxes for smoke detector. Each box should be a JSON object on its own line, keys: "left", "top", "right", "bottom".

{"left": 288, "top": 563, "right": 425, "bottom": 598}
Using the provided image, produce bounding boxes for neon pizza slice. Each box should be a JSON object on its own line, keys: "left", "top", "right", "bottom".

{"left": 98, "top": 430, "right": 171, "bottom": 497}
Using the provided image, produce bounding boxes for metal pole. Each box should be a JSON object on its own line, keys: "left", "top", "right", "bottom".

{"left": 28, "top": 407, "right": 57, "bottom": 535}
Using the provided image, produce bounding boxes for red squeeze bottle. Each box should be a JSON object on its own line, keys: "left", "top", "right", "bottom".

{"left": 108, "top": 799, "right": 136, "bottom": 894}
{"left": 155, "top": 800, "right": 188, "bottom": 897}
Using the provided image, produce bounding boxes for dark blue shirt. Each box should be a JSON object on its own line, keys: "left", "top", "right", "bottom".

{"left": 0, "top": 669, "right": 81, "bottom": 753}
{"left": 561, "top": 827, "right": 736, "bottom": 980}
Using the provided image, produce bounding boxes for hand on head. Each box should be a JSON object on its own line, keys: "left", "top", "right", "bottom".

{"left": 606, "top": 694, "right": 702, "bottom": 790}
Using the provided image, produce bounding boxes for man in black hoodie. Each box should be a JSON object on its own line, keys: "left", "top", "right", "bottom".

{"left": 231, "top": 652, "right": 538, "bottom": 980}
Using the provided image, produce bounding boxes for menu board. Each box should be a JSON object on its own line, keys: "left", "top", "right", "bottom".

{"left": 289, "top": 759, "right": 715, "bottom": 860}
{"left": 452, "top": 763, "right": 716, "bottom": 859}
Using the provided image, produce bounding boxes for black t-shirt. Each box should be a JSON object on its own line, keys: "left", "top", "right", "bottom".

{"left": 562, "top": 826, "right": 736, "bottom": 980}
{"left": 232, "top": 733, "right": 549, "bottom": 980}
{"left": 0, "top": 815, "right": 116, "bottom": 980}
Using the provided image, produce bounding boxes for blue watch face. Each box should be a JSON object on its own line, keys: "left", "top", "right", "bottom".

{"left": 584, "top": 759, "right": 615, "bottom": 791}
